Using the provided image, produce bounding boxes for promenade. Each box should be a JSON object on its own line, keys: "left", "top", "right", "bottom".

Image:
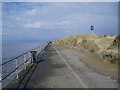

{"left": 15, "top": 43, "right": 118, "bottom": 88}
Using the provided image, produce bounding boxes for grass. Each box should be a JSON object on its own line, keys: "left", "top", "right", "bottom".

{"left": 80, "top": 39, "right": 99, "bottom": 53}
{"left": 53, "top": 33, "right": 119, "bottom": 64}
{"left": 101, "top": 51, "right": 118, "bottom": 63}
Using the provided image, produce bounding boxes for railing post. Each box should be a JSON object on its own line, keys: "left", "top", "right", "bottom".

{"left": 29, "top": 52, "right": 33, "bottom": 63}
{"left": 15, "top": 59, "right": 19, "bottom": 79}
{"left": 24, "top": 55, "right": 26, "bottom": 70}
{"left": 0, "top": 72, "right": 2, "bottom": 89}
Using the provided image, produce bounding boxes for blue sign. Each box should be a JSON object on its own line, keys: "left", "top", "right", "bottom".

{"left": 91, "top": 26, "right": 94, "bottom": 30}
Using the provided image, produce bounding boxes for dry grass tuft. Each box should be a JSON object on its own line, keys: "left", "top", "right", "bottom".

{"left": 53, "top": 33, "right": 119, "bottom": 63}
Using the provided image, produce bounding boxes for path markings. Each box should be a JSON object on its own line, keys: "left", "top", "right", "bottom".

{"left": 53, "top": 45, "right": 87, "bottom": 88}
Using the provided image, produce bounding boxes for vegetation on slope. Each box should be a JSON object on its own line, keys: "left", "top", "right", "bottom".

{"left": 53, "top": 33, "right": 119, "bottom": 63}
{"left": 109, "top": 33, "right": 120, "bottom": 49}
{"left": 101, "top": 33, "right": 120, "bottom": 63}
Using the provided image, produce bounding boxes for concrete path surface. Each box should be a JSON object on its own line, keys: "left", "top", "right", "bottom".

{"left": 25, "top": 44, "right": 118, "bottom": 88}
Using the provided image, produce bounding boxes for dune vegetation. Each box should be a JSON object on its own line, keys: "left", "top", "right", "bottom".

{"left": 53, "top": 33, "right": 119, "bottom": 64}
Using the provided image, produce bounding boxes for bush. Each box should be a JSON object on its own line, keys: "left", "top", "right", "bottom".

{"left": 101, "top": 51, "right": 119, "bottom": 63}
{"left": 82, "top": 33, "right": 98, "bottom": 39}
{"left": 80, "top": 39, "right": 99, "bottom": 53}
{"left": 108, "top": 33, "right": 120, "bottom": 49}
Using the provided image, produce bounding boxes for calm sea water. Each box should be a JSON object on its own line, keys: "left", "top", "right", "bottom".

{"left": 2, "top": 42, "right": 44, "bottom": 63}
{"left": 2, "top": 41, "right": 45, "bottom": 87}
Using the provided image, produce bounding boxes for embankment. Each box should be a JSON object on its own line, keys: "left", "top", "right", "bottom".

{"left": 53, "top": 33, "right": 119, "bottom": 64}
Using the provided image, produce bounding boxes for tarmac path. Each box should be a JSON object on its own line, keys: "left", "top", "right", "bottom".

{"left": 25, "top": 44, "right": 118, "bottom": 88}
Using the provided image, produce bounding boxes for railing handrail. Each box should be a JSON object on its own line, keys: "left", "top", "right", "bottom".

{"left": 1, "top": 42, "right": 49, "bottom": 86}
{"left": 2, "top": 57, "right": 31, "bottom": 81}
{"left": 1, "top": 43, "right": 46, "bottom": 66}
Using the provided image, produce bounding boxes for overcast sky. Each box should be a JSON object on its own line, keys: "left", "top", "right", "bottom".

{"left": 2, "top": 2, "right": 118, "bottom": 42}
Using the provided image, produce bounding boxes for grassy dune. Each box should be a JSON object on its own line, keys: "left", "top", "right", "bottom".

{"left": 53, "top": 34, "right": 119, "bottom": 64}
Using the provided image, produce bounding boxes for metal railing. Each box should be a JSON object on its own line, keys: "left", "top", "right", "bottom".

{"left": 1, "top": 42, "right": 49, "bottom": 87}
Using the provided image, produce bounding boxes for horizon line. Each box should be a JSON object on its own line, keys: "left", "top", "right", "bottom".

{"left": 2, "top": 0, "right": 119, "bottom": 2}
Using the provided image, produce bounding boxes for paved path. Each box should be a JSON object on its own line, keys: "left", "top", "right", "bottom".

{"left": 25, "top": 44, "right": 117, "bottom": 88}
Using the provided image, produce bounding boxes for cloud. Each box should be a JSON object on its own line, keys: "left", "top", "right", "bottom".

{"left": 2, "top": 2, "right": 118, "bottom": 42}
{"left": 25, "top": 9, "right": 38, "bottom": 15}
{"left": 24, "top": 20, "right": 73, "bottom": 29}
{"left": 24, "top": 21, "right": 43, "bottom": 28}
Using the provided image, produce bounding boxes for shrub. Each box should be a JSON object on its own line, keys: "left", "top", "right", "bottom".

{"left": 80, "top": 39, "right": 99, "bottom": 53}
{"left": 108, "top": 33, "right": 120, "bottom": 49}
{"left": 101, "top": 51, "right": 119, "bottom": 63}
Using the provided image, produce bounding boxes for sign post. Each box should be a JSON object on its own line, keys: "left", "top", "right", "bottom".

{"left": 90, "top": 25, "right": 94, "bottom": 41}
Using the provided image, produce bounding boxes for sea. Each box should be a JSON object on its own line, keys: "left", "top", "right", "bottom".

{"left": 2, "top": 42, "right": 45, "bottom": 63}
{"left": 1, "top": 41, "right": 45, "bottom": 87}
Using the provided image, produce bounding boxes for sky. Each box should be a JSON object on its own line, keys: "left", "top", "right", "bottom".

{"left": 2, "top": 2, "right": 118, "bottom": 42}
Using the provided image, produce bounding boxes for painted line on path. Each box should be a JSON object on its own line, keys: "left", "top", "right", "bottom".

{"left": 53, "top": 45, "right": 87, "bottom": 88}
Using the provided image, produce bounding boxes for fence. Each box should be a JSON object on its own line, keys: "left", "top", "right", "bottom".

{"left": 0, "top": 42, "right": 48, "bottom": 87}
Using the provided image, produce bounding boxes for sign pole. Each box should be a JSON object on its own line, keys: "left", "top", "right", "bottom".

{"left": 90, "top": 25, "right": 94, "bottom": 41}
